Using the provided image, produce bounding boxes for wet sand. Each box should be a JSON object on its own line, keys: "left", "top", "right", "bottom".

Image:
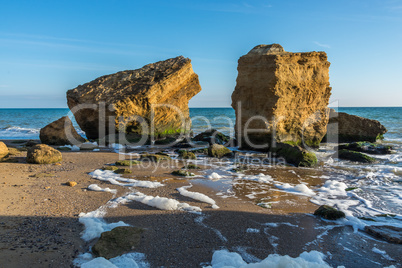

{"left": 0, "top": 140, "right": 400, "bottom": 267}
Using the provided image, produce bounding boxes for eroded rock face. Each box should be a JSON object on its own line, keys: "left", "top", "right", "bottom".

{"left": 231, "top": 44, "right": 331, "bottom": 149}
{"left": 326, "top": 109, "right": 387, "bottom": 143}
{"left": 40, "top": 116, "right": 85, "bottom": 145}
{"left": 67, "top": 56, "right": 201, "bottom": 140}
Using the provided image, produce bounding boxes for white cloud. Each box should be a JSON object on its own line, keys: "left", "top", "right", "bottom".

{"left": 314, "top": 41, "right": 331, "bottom": 49}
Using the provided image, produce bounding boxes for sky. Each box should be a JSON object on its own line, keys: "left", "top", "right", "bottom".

{"left": 0, "top": 0, "right": 401, "bottom": 108}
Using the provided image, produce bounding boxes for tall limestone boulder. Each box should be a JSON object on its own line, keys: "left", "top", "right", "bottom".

{"left": 67, "top": 56, "right": 202, "bottom": 140}
{"left": 326, "top": 109, "right": 387, "bottom": 143}
{"left": 40, "top": 116, "right": 85, "bottom": 145}
{"left": 231, "top": 44, "right": 331, "bottom": 149}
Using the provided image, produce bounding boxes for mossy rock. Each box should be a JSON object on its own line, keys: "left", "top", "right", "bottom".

{"left": 178, "top": 150, "right": 196, "bottom": 159}
{"left": 182, "top": 164, "right": 201, "bottom": 170}
{"left": 336, "top": 149, "right": 376, "bottom": 163}
{"left": 115, "top": 160, "right": 140, "bottom": 166}
{"left": 192, "top": 129, "right": 232, "bottom": 146}
{"left": 154, "top": 137, "right": 177, "bottom": 145}
{"left": 337, "top": 142, "right": 393, "bottom": 155}
{"left": 140, "top": 154, "right": 171, "bottom": 162}
{"left": 191, "top": 148, "right": 208, "bottom": 154}
{"left": 172, "top": 170, "right": 194, "bottom": 176}
{"left": 57, "top": 146, "right": 72, "bottom": 151}
{"left": 314, "top": 205, "right": 345, "bottom": 220}
{"left": 92, "top": 226, "right": 144, "bottom": 259}
{"left": 26, "top": 144, "right": 62, "bottom": 164}
{"left": 208, "top": 144, "right": 232, "bottom": 158}
{"left": 271, "top": 143, "right": 317, "bottom": 167}
{"left": 114, "top": 168, "right": 132, "bottom": 174}
{"left": 103, "top": 166, "right": 119, "bottom": 171}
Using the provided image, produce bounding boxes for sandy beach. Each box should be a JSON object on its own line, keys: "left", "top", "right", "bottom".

{"left": 0, "top": 140, "right": 400, "bottom": 267}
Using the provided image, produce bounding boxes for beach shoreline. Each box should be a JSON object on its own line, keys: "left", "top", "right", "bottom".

{"left": 0, "top": 140, "right": 400, "bottom": 267}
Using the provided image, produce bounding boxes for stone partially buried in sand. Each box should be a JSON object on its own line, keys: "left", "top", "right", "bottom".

{"left": 0, "top": 142, "right": 9, "bottom": 159}
{"left": 27, "top": 144, "right": 62, "bottom": 164}
{"left": 92, "top": 226, "right": 144, "bottom": 259}
{"left": 40, "top": 116, "right": 85, "bottom": 146}
{"left": 67, "top": 56, "right": 202, "bottom": 140}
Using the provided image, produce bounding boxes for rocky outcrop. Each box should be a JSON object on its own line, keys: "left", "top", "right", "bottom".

{"left": 314, "top": 205, "right": 345, "bottom": 220}
{"left": 0, "top": 142, "right": 9, "bottom": 159}
{"left": 326, "top": 109, "right": 387, "bottom": 143}
{"left": 67, "top": 56, "right": 201, "bottom": 140}
{"left": 193, "top": 129, "right": 233, "bottom": 146}
{"left": 27, "top": 144, "right": 62, "bottom": 164}
{"left": 92, "top": 226, "right": 144, "bottom": 259}
{"left": 208, "top": 144, "right": 232, "bottom": 158}
{"left": 231, "top": 44, "right": 331, "bottom": 150}
{"left": 40, "top": 116, "right": 85, "bottom": 145}
{"left": 337, "top": 142, "right": 393, "bottom": 155}
{"left": 364, "top": 225, "right": 402, "bottom": 244}
{"left": 336, "top": 149, "right": 376, "bottom": 163}
{"left": 271, "top": 143, "right": 317, "bottom": 167}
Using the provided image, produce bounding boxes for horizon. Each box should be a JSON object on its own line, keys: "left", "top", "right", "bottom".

{"left": 1, "top": 0, "right": 402, "bottom": 108}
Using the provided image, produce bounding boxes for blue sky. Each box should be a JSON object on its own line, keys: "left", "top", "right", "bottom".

{"left": 0, "top": 0, "right": 401, "bottom": 108}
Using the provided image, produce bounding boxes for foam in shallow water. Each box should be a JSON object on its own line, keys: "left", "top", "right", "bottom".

{"left": 115, "top": 191, "right": 202, "bottom": 213}
{"left": 204, "top": 250, "right": 341, "bottom": 268}
{"left": 89, "top": 169, "right": 164, "bottom": 188}
{"left": 274, "top": 183, "right": 316, "bottom": 197}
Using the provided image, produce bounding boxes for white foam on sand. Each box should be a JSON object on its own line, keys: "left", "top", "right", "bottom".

{"left": 115, "top": 192, "right": 202, "bottom": 213}
{"left": 88, "top": 184, "right": 117, "bottom": 194}
{"left": 372, "top": 247, "right": 394, "bottom": 261}
{"left": 78, "top": 207, "right": 129, "bottom": 241}
{"left": 240, "top": 173, "right": 273, "bottom": 184}
{"left": 274, "top": 183, "right": 316, "bottom": 197}
{"left": 177, "top": 185, "right": 219, "bottom": 209}
{"left": 204, "top": 250, "right": 339, "bottom": 268}
{"left": 76, "top": 252, "right": 149, "bottom": 268}
{"left": 207, "top": 172, "right": 223, "bottom": 180}
{"left": 89, "top": 169, "right": 164, "bottom": 188}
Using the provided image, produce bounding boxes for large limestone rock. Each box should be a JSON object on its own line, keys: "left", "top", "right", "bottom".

{"left": 231, "top": 44, "right": 331, "bottom": 149}
{"left": 27, "top": 144, "right": 62, "bottom": 164}
{"left": 40, "top": 116, "right": 85, "bottom": 145}
{"left": 326, "top": 109, "right": 387, "bottom": 143}
{"left": 67, "top": 56, "right": 201, "bottom": 140}
{"left": 0, "top": 142, "right": 9, "bottom": 159}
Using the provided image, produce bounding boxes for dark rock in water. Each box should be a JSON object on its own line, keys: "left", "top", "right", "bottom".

{"left": 113, "top": 168, "right": 132, "bottom": 174}
{"left": 314, "top": 205, "right": 345, "bottom": 220}
{"left": 25, "top": 140, "right": 40, "bottom": 147}
{"left": 336, "top": 149, "right": 376, "bottom": 163}
{"left": 172, "top": 170, "right": 194, "bottom": 176}
{"left": 208, "top": 144, "right": 232, "bottom": 158}
{"left": 193, "top": 129, "right": 234, "bottom": 146}
{"left": 271, "top": 143, "right": 318, "bottom": 167}
{"left": 92, "top": 226, "right": 144, "bottom": 259}
{"left": 115, "top": 160, "right": 140, "bottom": 166}
{"left": 325, "top": 109, "right": 387, "bottom": 143}
{"left": 26, "top": 144, "right": 62, "bottom": 164}
{"left": 182, "top": 163, "right": 200, "bottom": 169}
{"left": 0, "top": 142, "right": 9, "bottom": 159}
{"left": 337, "top": 142, "right": 393, "bottom": 155}
{"left": 40, "top": 116, "right": 85, "bottom": 146}
{"left": 178, "top": 150, "right": 196, "bottom": 159}
{"left": 364, "top": 225, "right": 402, "bottom": 244}
{"left": 140, "top": 154, "right": 171, "bottom": 162}
{"left": 67, "top": 56, "right": 201, "bottom": 140}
